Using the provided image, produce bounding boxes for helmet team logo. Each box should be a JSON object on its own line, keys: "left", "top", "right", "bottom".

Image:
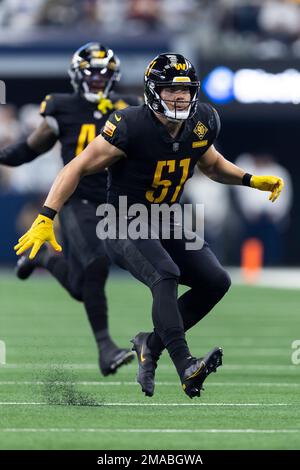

{"left": 103, "top": 120, "right": 116, "bottom": 137}
{"left": 173, "top": 63, "right": 187, "bottom": 71}
{"left": 91, "top": 50, "right": 106, "bottom": 58}
{"left": 193, "top": 122, "right": 208, "bottom": 140}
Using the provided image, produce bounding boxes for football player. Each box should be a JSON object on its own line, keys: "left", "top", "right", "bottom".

{"left": 1, "top": 42, "right": 140, "bottom": 376}
{"left": 13, "top": 53, "right": 284, "bottom": 397}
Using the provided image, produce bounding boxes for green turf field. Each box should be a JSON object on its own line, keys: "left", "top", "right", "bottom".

{"left": 0, "top": 273, "right": 300, "bottom": 450}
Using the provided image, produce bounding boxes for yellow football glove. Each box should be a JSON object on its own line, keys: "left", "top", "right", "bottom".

{"left": 14, "top": 214, "right": 62, "bottom": 260}
{"left": 250, "top": 175, "right": 284, "bottom": 202}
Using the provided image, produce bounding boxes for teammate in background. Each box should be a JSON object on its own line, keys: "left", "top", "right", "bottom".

{"left": 1, "top": 42, "right": 140, "bottom": 376}
{"left": 13, "top": 53, "right": 283, "bottom": 397}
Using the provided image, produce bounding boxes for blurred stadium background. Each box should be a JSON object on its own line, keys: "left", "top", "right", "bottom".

{"left": 0, "top": 0, "right": 299, "bottom": 270}
{"left": 1, "top": 0, "right": 300, "bottom": 451}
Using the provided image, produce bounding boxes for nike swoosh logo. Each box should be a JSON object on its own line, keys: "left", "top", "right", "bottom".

{"left": 37, "top": 220, "right": 46, "bottom": 226}
{"left": 115, "top": 114, "right": 122, "bottom": 122}
{"left": 187, "top": 362, "right": 205, "bottom": 380}
{"left": 140, "top": 344, "right": 146, "bottom": 363}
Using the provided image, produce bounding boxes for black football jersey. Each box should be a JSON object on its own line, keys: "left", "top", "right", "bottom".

{"left": 40, "top": 92, "right": 140, "bottom": 203}
{"left": 101, "top": 104, "right": 220, "bottom": 207}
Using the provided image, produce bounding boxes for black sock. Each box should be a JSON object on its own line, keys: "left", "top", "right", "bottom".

{"left": 81, "top": 259, "right": 114, "bottom": 354}
{"left": 162, "top": 327, "right": 192, "bottom": 376}
{"left": 147, "top": 328, "right": 164, "bottom": 361}
{"left": 96, "top": 329, "right": 118, "bottom": 353}
{"left": 148, "top": 283, "right": 230, "bottom": 359}
{"left": 151, "top": 279, "right": 191, "bottom": 376}
{"left": 45, "top": 253, "right": 115, "bottom": 354}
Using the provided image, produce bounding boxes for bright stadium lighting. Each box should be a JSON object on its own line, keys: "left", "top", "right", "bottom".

{"left": 202, "top": 66, "right": 234, "bottom": 104}
{"left": 233, "top": 68, "right": 300, "bottom": 104}
{"left": 203, "top": 67, "right": 300, "bottom": 104}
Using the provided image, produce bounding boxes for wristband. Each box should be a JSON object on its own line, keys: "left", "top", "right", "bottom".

{"left": 242, "top": 173, "right": 252, "bottom": 187}
{"left": 40, "top": 205, "right": 57, "bottom": 220}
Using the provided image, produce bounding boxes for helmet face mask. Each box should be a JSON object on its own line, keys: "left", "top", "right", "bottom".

{"left": 81, "top": 68, "right": 115, "bottom": 98}
{"left": 144, "top": 53, "right": 200, "bottom": 122}
{"left": 156, "top": 83, "right": 198, "bottom": 122}
{"left": 69, "top": 43, "right": 121, "bottom": 103}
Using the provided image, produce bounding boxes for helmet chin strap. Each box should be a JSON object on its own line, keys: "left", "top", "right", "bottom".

{"left": 83, "top": 92, "right": 102, "bottom": 103}
{"left": 161, "top": 98, "right": 191, "bottom": 122}
{"left": 82, "top": 82, "right": 108, "bottom": 103}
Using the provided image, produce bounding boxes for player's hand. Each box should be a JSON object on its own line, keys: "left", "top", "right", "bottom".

{"left": 14, "top": 214, "right": 62, "bottom": 260}
{"left": 250, "top": 175, "right": 284, "bottom": 202}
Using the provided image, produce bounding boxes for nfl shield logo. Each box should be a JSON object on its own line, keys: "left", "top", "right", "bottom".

{"left": 173, "top": 142, "right": 179, "bottom": 152}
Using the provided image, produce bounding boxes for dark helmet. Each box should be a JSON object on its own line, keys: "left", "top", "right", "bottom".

{"left": 68, "top": 42, "right": 121, "bottom": 103}
{"left": 144, "top": 53, "right": 200, "bottom": 121}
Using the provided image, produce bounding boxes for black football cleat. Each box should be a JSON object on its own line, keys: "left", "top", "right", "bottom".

{"left": 99, "top": 348, "right": 135, "bottom": 377}
{"left": 15, "top": 255, "right": 37, "bottom": 280}
{"left": 181, "top": 347, "right": 223, "bottom": 399}
{"left": 131, "top": 332, "right": 158, "bottom": 397}
{"left": 15, "top": 245, "right": 48, "bottom": 280}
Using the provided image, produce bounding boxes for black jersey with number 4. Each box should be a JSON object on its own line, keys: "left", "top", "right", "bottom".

{"left": 101, "top": 103, "right": 220, "bottom": 207}
{"left": 40, "top": 92, "right": 140, "bottom": 203}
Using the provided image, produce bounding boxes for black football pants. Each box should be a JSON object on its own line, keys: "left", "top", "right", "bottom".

{"left": 47, "top": 198, "right": 111, "bottom": 338}
{"left": 104, "top": 218, "right": 231, "bottom": 364}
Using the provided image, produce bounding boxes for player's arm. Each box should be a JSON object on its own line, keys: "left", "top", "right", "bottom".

{"left": 44, "top": 135, "right": 123, "bottom": 212}
{"left": 0, "top": 119, "right": 57, "bottom": 166}
{"left": 14, "top": 136, "right": 124, "bottom": 259}
{"left": 198, "top": 144, "right": 284, "bottom": 202}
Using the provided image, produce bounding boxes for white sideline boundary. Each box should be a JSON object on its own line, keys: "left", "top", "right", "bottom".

{"left": 229, "top": 267, "right": 300, "bottom": 290}
{"left": 2, "top": 267, "right": 300, "bottom": 289}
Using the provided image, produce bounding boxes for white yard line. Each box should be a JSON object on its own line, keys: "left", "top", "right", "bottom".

{"left": 0, "top": 381, "right": 299, "bottom": 387}
{"left": 0, "top": 402, "right": 297, "bottom": 407}
{"left": 1, "top": 364, "right": 299, "bottom": 371}
{"left": 0, "top": 428, "right": 299, "bottom": 434}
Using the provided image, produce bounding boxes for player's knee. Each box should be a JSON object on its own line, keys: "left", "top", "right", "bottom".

{"left": 84, "top": 256, "right": 110, "bottom": 282}
{"left": 215, "top": 268, "right": 231, "bottom": 296}
{"left": 68, "top": 284, "right": 83, "bottom": 302}
{"left": 157, "top": 259, "right": 180, "bottom": 282}
{"left": 68, "top": 272, "right": 87, "bottom": 302}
